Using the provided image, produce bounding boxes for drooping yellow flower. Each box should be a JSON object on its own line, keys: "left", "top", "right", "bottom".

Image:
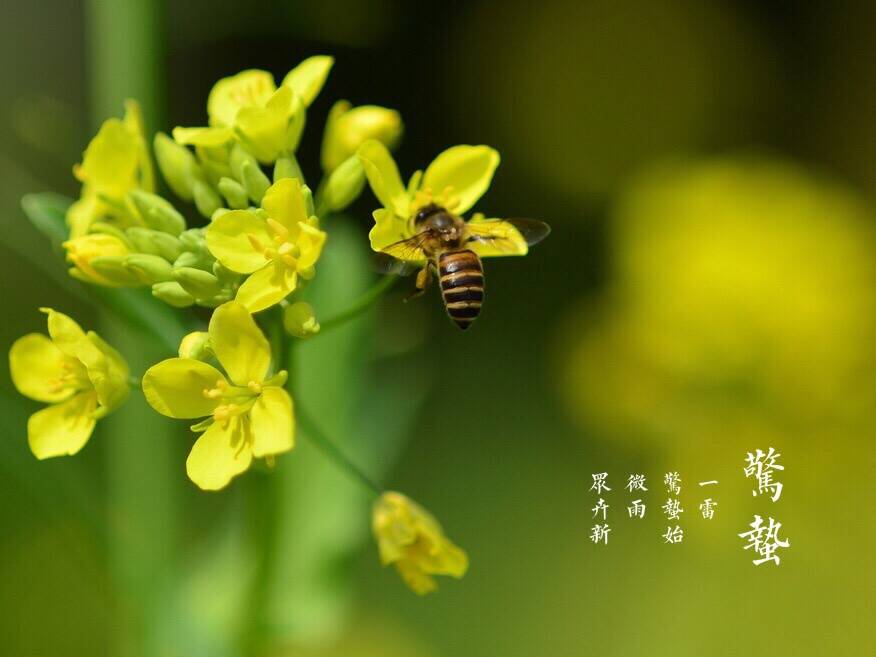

{"left": 205, "top": 178, "right": 326, "bottom": 312}
{"left": 67, "top": 100, "right": 154, "bottom": 238}
{"left": 358, "top": 140, "right": 527, "bottom": 261}
{"left": 9, "top": 308, "right": 130, "bottom": 459}
{"left": 63, "top": 233, "right": 142, "bottom": 287}
{"left": 142, "top": 302, "right": 294, "bottom": 490}
{"left": 172, "top": 56, "right": 334, "bottom": 163}
{"left": 372, "top": 491, "right": 468, "bottom": 595}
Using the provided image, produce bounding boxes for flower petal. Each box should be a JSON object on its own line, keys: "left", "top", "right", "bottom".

{"left": 368, "top": 208, "right": 412, "bottom": 253}
{"left": 250, "top": 386, "right": 294, "bottom": 458}
{"left": 235, "top": 262, "right": 298, "bottom": 313}
{"left": 208, "top": 302, "right": 271, "bottom": 385}
{"left": 422, "top": 145, "right": 500, "bottom": 214}
{"left": 75, "top": 118, "right": 140, "bottom": 197}
{"left": 207, "top": 69, "right": 276, "bottom": 127}
{"left": 395, "top": 561, "right": 437, "bottom": 595}
{"left": 43, "top": 308, "right": 102, "bottom": 364}
{"left": 358, "top": 140, "right": 409, "bottom": 218}
{"left": 261, "top": 178, "right": 308, "bottom": 233}
{"left": 206, "top": 210, "right": 270, "bottom": 274}
{"left": 86, "top": 331, "right": 131, "bottom": 412}
{"left": 186, "top": 417, "right": 253, "bottom": 490}
{"left": 296, "top": 222, "right": 327, "bottom": 270}
{"left": 142, "top": 358, "right": 226, "bottom": 419}
{"left": 172, "top": 126, "right": 235, "bottom": 148}
{"left": 236, "top": 85, "right": 293, "bottom": 163}
{"left": 466, "top": 217, "right": 528, "bottom": 258}
{"left": 281, "top": 55, "right": 333, "bottom": 107}
{"left": 27, "top": 391, "right": 98, "bottom": 459}
{"left": 9, "top": 334, "right": 78, "bottom": 403}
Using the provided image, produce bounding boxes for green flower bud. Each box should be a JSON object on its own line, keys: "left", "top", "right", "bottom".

{"left": 90, "top": 256, "right": 142, "bottom": 287}
{"left": 196, "top": 145, "right": 233, "bottom": 186}
{"left": 241, "top": 161, "right": 271, "bottom": 204}
{"left": 154, "top": 132, "right": 203, "bottom": 201}
{"left": 90, "top": 222, "right": 134, "bottom": 248}
{"left": 274, "top": 154, "right": 303, "bottom": 183}
{"left": 149, "top": 231, "right": 184, "bottom": 262}
{"left": 193, "top": 180, "right": 223, "bottom": 218}
{"left": 302, "top": 184, "right": 316, "bottom": 218}
{"left": 129, "top": 189, "right": 186, "bottom": 235}
{"left": 321, "top": 101, "right": 403, "bottom": 173}
{"left": 152, "top": 281, "right": 195, "bottom": 307}
{"left": 124, "top": 254, "right": 174, "bottom": 284}
{"left": 178, "top": 331, "right": 211, "bottom": 359}
{"left": 229, "top": 143, "right": 258, "bottom": 182}
{"left": 319, "top": 155, "right": 366, "bottom": 212}
{"left": 178, "top": 229, "right": 206, "bottom": 253}
{"left": 283, "top": 301, "right": 320, "bottom": 338}
{"left": 212, "top": 260, "right": 240, "bottom": 284}
{"left": 217, "top": 177, "right": 249, "bottom": 209}
{"left": 174, "top": 266, "right": 221, "bottom": 298}
{"left": 126, "top": 227, "right": 163, "bottom": 255}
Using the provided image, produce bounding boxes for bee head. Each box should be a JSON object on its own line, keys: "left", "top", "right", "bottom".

{"left": 413, "top": 203, "right": 443, "bottom": 226}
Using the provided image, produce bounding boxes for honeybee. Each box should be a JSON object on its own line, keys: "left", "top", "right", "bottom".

{"left": 379, "top": 203, "right": 550, "bottom": 329}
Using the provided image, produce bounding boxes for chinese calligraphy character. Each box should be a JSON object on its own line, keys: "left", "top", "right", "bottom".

{"left": 699, "top": 498, "right": 717, "bottom": 519}
{"left": 698, "top": 480, "right": 718, "bottom": 487}
{"left": 738, "top": 515, "right": 790, "bottom": 565}
{"left": 592, "top": 498, "right": 609, "bottom": 520}
{"left": 664, "top": 472, "right": 681, "bottom": 495}
{"left": 627, "top": 499, "right": 646, "bottom": 519}
{"left": 662, "top": 497, "right": 684, "bottom": 520}
{"left": 590, "top": 472, "right": 611, "bottom": 494}
{"left": 743, "top": 447, "right": 784, "bottom": 501}
{"left": 590, "top": 524, "right": 611, "bottom": 545}
{"left": 626, "top": 474, "right": 648, "bottom": 492}
{"left": 662, "top": 525, "right": 684, "bottom": 544}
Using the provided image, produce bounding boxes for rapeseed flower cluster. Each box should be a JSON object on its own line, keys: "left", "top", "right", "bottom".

{"left": 9, "top": 54, "right": 527, "bottom": 594}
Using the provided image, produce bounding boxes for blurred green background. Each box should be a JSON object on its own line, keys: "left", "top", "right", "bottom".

{"left": 2, "top": 1, "right": 875, "bottom": 656}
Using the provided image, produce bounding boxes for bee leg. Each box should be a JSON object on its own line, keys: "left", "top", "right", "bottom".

{"left": 404, "top": 266, "right": 432, "bottom": 302}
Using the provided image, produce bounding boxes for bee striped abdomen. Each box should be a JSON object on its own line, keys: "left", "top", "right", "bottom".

{"left": 438, "top": 249, "right": 484, "bottom": 330}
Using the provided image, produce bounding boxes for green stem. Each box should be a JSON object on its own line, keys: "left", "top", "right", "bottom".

{"left": 296, "top": 403, "right": 383, "bottom": 496}
{"left": 241, "top": 309, "right": 286, "bottom": 657}
{"left": 318, "top": 275, "right": 398, "bottom": 334}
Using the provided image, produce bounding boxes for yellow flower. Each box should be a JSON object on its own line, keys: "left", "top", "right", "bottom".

{"left": 372, "top": 491, "right": 468, "bottom": 595}
{"left": 172, "top": 56, "right": 334, "bottom": 163}
{"left": 357, "top": 140, "right": 527, "bottom": 261}
{"left": 68, "top": 100, "right": 154, "bottom": 238}
{"left": 63, "top": 233, "right": 142, "bottom": 287}
{"left": 9, "top": 308, "right": 130, "bottom": 459}
{"left": 205, "top": 178, "right": 327, "bottom": 312}
{"left": 142, "top": 302, "right": 294, "bottom": 490}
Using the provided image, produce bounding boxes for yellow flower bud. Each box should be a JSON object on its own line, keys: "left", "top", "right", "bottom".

{"left": 178, "top": 331, "right": 212, "bottom": 360}
{"left": 63, "top": 234, "right": 141, "bottom": 287}
{"left": 321, "top": 101, "right": 403, "bottom": 173}
{"left": 283, "top": 301, "right": 320, "bottom": 338}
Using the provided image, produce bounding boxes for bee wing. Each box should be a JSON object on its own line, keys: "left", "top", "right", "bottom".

{"left": 375, "top": 233, "right": 430, "bottom": 276}
{"left": 374, "top": 252, "right": 422, "bottom": 276}
{"left": 465, "top": 217, "right": 551, "bottom": 256}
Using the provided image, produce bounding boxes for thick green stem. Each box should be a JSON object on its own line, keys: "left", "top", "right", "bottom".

{"left": 86, "top": 3, "right": 177, "bottom": 657}
{"left": 318, "top": 274, "right": 398, "bottom": 334}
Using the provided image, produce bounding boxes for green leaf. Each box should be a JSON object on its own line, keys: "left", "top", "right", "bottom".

{"left": 21, "top": 192, "right": 72, "bottom": 252}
